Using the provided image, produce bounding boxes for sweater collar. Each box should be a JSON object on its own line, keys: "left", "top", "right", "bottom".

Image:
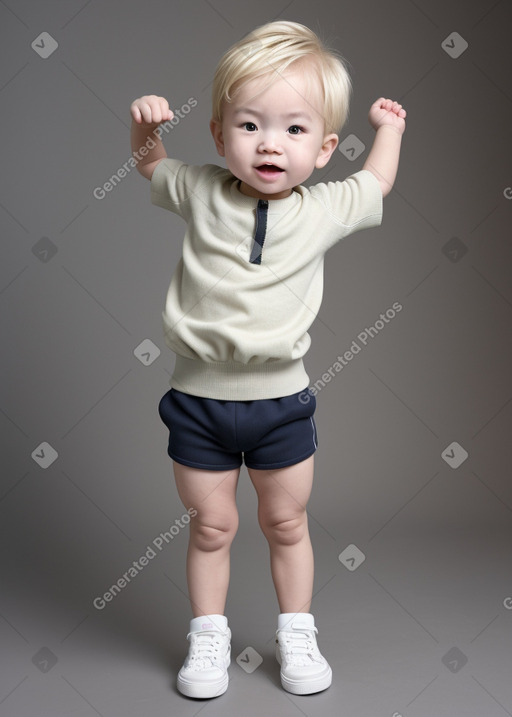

{"left": 228, "top": 177, "right": 301, "bottom": 211}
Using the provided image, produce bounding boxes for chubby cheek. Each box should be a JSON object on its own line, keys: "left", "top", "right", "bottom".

{"left": 225, "top": 141, "right": 250, "bottom": 171}
{"left": 224, "top": 147, "right": 243, "bottom": 172}
{"left": 292, "top": 153, "right": 314, "bottom": 177}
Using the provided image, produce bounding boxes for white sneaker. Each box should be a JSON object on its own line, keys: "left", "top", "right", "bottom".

{"left": 177, "top": 615, "right": 231, "bottom": 699}
{"left": 275, "top": 613, "right": 332, "bottom": 695}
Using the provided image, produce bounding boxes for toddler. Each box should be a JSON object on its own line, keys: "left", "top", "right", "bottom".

{"left": 130, "top": 20, "right": 406, "bottom": 699}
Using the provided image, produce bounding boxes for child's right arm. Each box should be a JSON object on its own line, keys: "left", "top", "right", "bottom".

{"left": 130, "top": 95, "right": 174, "bottom": 180}
{"left": 362, "top": 98, "right": 406, "bottom": 198}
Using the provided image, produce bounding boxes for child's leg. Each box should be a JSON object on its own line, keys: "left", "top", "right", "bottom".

{"left": 247, "top": 455, "right": 314, "bottom": 613}
{"left": 173, "top": 461, "right": 240, "bottom": 617}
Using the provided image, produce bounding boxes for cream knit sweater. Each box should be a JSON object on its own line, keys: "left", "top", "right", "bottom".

{"left": 150, "top": 158, "right": 382, "bottom": 400}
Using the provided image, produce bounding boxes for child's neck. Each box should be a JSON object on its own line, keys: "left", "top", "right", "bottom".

{"left": 238, "top": 180, "right": 293, "bottom": 201}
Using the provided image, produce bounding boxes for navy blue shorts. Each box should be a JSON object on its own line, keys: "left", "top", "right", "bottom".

{"left": 158, "top": 387, "right": 318, "bottom": 471}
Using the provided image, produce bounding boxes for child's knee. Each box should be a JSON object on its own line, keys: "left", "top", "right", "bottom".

{"left": 259, "top": 511, "right": 308, "bottom": 546}
{"left": 191, "top": 512, "right": 239, "bottom": 551}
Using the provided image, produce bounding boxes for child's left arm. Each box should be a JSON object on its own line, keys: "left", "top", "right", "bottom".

{"left": 362, "top": 97, "right": 406, "bottom": 198}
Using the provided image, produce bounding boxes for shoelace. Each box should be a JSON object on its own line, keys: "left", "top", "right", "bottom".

{"left": 277, "top": 624, "right": 323, "bottom": 666}
{"left": 186, "top": 630, "right": 228, "bottom": 671}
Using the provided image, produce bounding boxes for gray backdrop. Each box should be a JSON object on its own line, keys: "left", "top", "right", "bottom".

{"left": 1, "top": 0, "right": 511, "bottom": 715}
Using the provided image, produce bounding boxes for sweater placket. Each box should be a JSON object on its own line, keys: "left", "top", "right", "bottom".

{"left": 249, "top": 199, "right": 269, "bottom": 264}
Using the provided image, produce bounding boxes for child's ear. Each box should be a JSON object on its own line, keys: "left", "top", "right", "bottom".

{"left": 315, "top": 133, "right": 338, "bottom": 169}
{"left": 210, "top": 119, "right": 225, "bottom": 157}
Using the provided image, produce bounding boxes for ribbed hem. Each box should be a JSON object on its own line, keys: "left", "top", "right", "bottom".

{"left": 170, "top": 355, "right": 310, "bottom": 400}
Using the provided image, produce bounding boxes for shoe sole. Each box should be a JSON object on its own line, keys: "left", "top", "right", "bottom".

{"left": 177, "top": 656, "right": 230, "bottom": 699}
{"left": 177, "top": 672, "right": 229, "bottom": 699}
{"left": 276, "top": 647, "right": 332, "bottom": 695}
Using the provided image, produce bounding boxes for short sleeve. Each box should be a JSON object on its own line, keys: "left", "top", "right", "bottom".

{"left": 150, "top": 158, "right": 222, "bottom": 221}
{"left": 308, "top": 169, "right": 383, "bottom": 250}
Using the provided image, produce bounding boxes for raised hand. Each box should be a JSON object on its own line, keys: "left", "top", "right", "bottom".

{"left": 130, "top": 95, "right": 174, "bottom": 127}
{"left": 368, "top": 97, "right": 406, "bottom": 134}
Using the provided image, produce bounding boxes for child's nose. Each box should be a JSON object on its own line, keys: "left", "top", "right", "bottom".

{"left": 258, "top": 133, "right": 282, "bottom": 152}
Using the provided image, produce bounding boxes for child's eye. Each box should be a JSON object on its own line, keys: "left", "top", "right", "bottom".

{"left": 242, "top": 122, "right": 257, "bottom": 132}
{"left": 288, "top": 125, "right": 304, "bottom": 135}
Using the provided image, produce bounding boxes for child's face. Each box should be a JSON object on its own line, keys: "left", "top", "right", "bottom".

{"left": 210, "top": 66, "right": 338, "bottom": 200}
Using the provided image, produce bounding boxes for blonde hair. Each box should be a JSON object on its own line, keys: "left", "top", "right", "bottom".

{"left": 211, "top": 21, "right": 352, "bottom": 136}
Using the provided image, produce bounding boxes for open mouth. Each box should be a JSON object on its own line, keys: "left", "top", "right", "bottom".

{"left": 256, "top": 164, "right": 284, "bottom": 173}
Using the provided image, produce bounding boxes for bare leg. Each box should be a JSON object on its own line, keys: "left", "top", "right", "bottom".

{"left": 173, "top": 462, "right": 240, "bottom": 617}
{"left": 247, "top": 455, "right": 315, "bottom": 614}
